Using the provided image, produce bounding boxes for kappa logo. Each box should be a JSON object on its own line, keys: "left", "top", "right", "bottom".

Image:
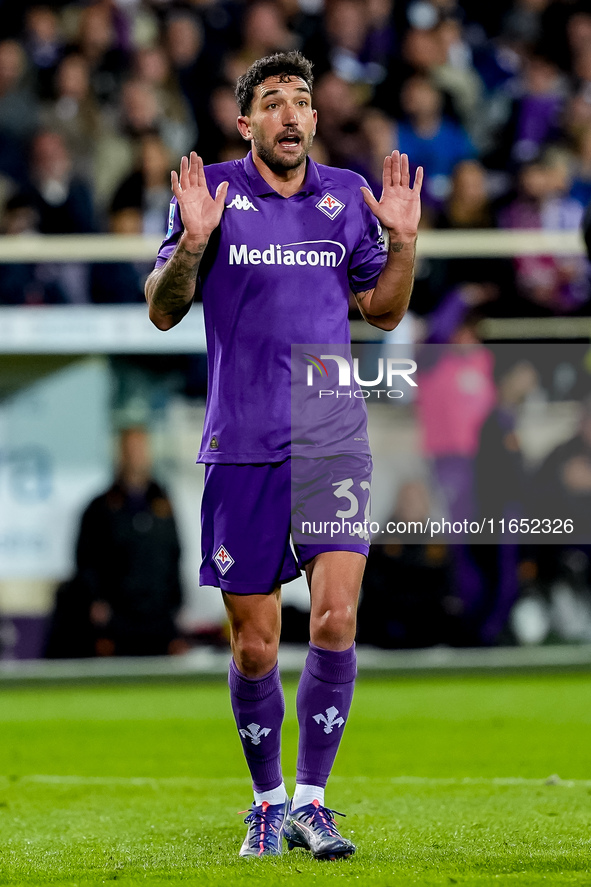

{"left": 316, "top": 193, "right": 345, "bottom": 220}
{"left": 239, "top": 723, "right": 271, "bottom": 745}
{"left": 313, "top": 706, "right": 345, "bottom": 734}
{"left": 214, "top": 544, "right": 234, "bottom": 575}
{"left": 226, "top": 194, "right": 259, "bottom": 211}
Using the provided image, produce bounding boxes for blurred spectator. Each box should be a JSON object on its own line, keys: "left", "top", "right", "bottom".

{"left": 199, "top": 83, "right": 248, "bottom": 165}
{"left": 475, "top": 357, "right": 538, "bottom": 525}
{"left": 133, "top": 45, "right": 194, "bottom": 147}
{"left": 361, "top": 106, "right": 398, "bottom": 194}
{"left": 436, "top": 159, "right": 493, "bottom": 228}
{"left": 119, "top": 78, "right": 195, "bottom": 161}
{"left": 0, "top": 38, "right": 40, "bottom": 142}
{"left": 0, "top": 39, "right": 40, "bottom": 183}
{"left": 496, "top": 53, "right": 567, "bottom": 168}
{"left": 364, "top": 0, "right": 398, "bottom": 76}
{"left": 240, "top": 1, "right": 297, "bottom": 61}
{"left": 501, "top": 0, "right": 548, "bottom": 49}
{"left": 358, "top": 480, "right": 462, "bottom": 648}
{"left": 0, "top": 192, "right": 67, "bottom": 304}
{"left": 570, "top": 125, "right": 591, "bottom": 209}
{"left": 21, "top": 129, "right": 96, "bottom": 302}
{"left": 24, "top": 6, "right": 64, "bottom": 100}
{"left": 93, "top": 77, "right": 195, "bottom": 211}
{"left": 530, "top": 396, "right": 591, "bottom": 641}
{"left": 395, "top": 74, "right": 477, "bottom": 205}
{"left": 535, "top": 396, "right": 591, "bottom": 533}
{"left": 73, "top": 2, "right": 129, "bottom": 107}
{"left": 499, "top": 152, "right": 588, "bottom": 314}
{"left": 164, "top": 10, "right": 222, "bottom": 137}
{"left": 314, "top": 71, "right": 370, "bottom": 173}
{"left": 325, "top": 0, "right": 388, "bottom": 86}
{"left": 41, "top": 53, "right": 101, "bottom": 181}
{"left": 472, "top": 358, "right": 539, "bottom": 644}
{"left": 28, "top": 129, "right": 95, "bottom": 234}
{"left": 432, "top": 19, "right": 484, "bottom": 129}
{"left": 90, "top": 205, "right": 150, "bottom": 303}
{"left": 433, "top": 160, "right": 514, "bottom": 300}
{"left": 110, "top": 133, "right": 173, "bottom": 234}
{"left": 46, "top": 427, "right": 184, "bottom": 658}
{"left": 416, "top": 335, "right": 497, "bottom": 524}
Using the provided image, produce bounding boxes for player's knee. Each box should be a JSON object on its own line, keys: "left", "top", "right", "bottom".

{"left": 311, "top": 604, "right": 357, "bottom": 649}
{"left": 233, "top": 633, "right": 279, "bottom": 677}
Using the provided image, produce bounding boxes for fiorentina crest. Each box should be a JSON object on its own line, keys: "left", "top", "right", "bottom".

{"left": 214, "top": 544, "right": 234, "bottom": 575}
{"left": 316, "top": 193, "right": 345, "bottom": 220}
{"left": 239, "top": 723, "right": 271, "bottom": 745}
{"left": 313, "top": 706, "right": 345, "bottom": 734}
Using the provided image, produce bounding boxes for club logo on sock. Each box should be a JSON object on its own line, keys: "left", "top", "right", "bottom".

{"left": 313, "top": 706, "right": 345, "bottom": 734}
{"left": 239, "top": 723, "right": 271, "bottom": 745}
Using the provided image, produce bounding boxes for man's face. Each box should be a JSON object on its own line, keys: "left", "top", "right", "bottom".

{"left": 238, "top": 75, "right": 317, "bottom": 173}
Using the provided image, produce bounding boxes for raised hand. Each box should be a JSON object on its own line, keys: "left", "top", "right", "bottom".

{"left": 360, "top": 151, "right": 423, "bottom": 243}
{"left": 171, "top": 151, "right": 229, "bottom": 244}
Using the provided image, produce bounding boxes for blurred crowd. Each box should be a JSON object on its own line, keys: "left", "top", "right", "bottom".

{"left": 0, "top": 0, "right": 590, "bottom": 311}
{"left": 359, "top": 348, "right": 591, "bottom": 648}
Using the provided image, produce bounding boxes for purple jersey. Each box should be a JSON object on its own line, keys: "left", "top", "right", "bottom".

{"left": 155, "top": 152, "right": 387, "bottom": 463}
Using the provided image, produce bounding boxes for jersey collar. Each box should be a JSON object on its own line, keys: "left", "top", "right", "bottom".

{"left": 244, "top": 151, "right": 322, "bottom": 198}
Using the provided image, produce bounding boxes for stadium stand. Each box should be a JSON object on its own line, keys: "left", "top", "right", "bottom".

{"left": 2, "top": 0, "right": 591, "bottom": 657}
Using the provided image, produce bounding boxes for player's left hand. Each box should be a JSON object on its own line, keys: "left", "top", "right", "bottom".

{"left": 360, "top": 151, "right": 422, "bottom": 243}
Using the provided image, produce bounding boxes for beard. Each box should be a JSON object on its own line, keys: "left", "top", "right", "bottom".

{"left": 252, "top": 128, "right": 315, "bottom": 174}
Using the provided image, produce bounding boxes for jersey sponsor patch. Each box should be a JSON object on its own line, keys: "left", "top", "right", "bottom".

{"left": 316, "top": 193, "right": 345, "bottom": 220}
{"left": 228, "top": 240, "right": 346, "bottom": 267}
{"left": 214, "top": 544, "right": 234, "bottom": 574}
{"left": 166, "top": 202, "right": 176, "bottom": 236}
{"left": 226, "top": 194, "right": 259, "bottom": 211}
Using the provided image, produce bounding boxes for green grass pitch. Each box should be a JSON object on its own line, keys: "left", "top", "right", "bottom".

{"left": 0, "top": 672, "right": 590, "bottom": 886}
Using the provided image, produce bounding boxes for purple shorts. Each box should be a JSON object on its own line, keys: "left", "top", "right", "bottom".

{"left": 200, "top": 455, "right": 372, "bottom": 595}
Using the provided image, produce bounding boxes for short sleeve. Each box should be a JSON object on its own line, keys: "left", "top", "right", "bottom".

{"left": 155, "top": 198, "right": 183, "bottom": 268}
{"left": 347, "top": 186, "right": 387, "bottom": 294}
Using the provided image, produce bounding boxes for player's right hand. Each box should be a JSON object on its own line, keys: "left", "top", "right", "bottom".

{"left": 171, "top": 151, "right": 229, "bottom": 245}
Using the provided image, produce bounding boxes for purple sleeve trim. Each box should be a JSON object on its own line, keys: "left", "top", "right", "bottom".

{"left": 154, "top": 244, "right": 177, "bottom": 269}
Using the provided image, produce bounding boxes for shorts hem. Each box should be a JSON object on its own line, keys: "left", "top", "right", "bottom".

{"left": 296, "top": 543, "right": 370, "bottom": 567}
{"left": 200, "top": 567, "right": 301, "bottom": 595}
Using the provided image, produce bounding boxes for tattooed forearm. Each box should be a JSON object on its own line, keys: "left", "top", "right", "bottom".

{"left": 146, "top": 237, "right": 207, "bottom": 329}
{"left": 355, "top": 234, "right": 417, "bottom": 330}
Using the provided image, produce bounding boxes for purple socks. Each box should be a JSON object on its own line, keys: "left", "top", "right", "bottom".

{"left": 295, "top": 642, "right": 357, "bottom": 787}
{"left": 229, "top": 643, "right": 357, "bottom": 796}
{"left": 229, "top": 658, "right": 284, "bottom": 793}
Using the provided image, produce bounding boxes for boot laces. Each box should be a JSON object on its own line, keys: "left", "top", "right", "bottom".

{"left": 241, "top": 802, "right": 280, "bottom": 849}
{"left": 305, "top": 800, "right": 346, "bottom": 837}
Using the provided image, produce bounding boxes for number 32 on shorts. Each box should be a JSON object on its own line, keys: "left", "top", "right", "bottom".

{"left": 332, "top": 478, "right": 371, "bottom": 540}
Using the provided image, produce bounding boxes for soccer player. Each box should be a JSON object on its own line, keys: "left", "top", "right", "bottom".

{"left": 145, "top": 51, "right": 421, "bottom": 860}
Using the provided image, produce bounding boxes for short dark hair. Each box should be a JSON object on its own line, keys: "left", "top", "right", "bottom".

{"left": 235, "top": 51, "right": 314, "bottom": 116}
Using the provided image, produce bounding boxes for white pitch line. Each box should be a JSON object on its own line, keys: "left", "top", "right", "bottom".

{"left": 1, "top": 775, "right": 589, "bottom": 788}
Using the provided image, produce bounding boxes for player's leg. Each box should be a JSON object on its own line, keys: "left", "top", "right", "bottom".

{"left": 285, "top": 550, "right": 365, "bottom": 860}
{"left": 297, "top": 550, "right": 364, "bottom": 800}
{"left": 224, "top": 588, "right": 289, "bottom": 856}
{"left": 224, "top": 587, "right": 285, "bottom": 791}
{"left": 199, "top": 460, "right": 298, "bottom": 857}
